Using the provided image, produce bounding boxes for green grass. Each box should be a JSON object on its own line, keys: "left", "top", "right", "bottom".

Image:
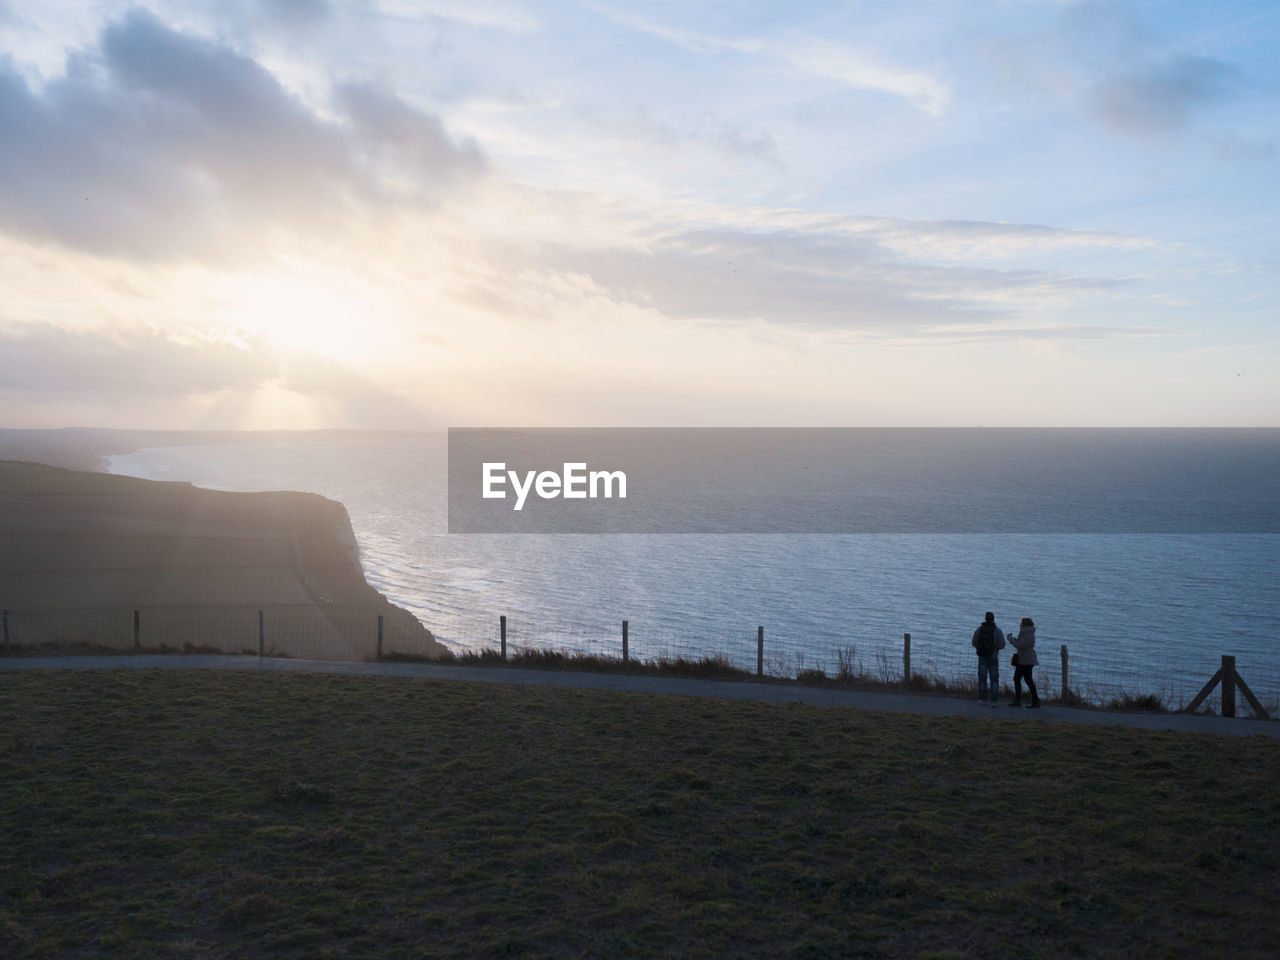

{"left": 2, "top": 670, "right": 1278, "bottom": 959}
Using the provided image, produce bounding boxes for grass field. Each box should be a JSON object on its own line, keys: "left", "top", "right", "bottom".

{"left": 2, "top": 670, "right": 1278, "bottom": 959}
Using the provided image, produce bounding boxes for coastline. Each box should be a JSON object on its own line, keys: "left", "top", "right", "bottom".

{"left": 0, "top": 459, "right": 447, "bottom": 660}
{"left": 9, "top": 429, "right": 1280, "bottom": 710}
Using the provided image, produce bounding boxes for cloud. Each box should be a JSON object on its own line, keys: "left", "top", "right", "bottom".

{"left": 505, "top": 221, "right": 1131, "bottom": 332}
{"left": 585, "top": 3, "right": 948, "bottom": 116}
{"left": 580, "top": 3, "right": 763, "bottom": 56}
{"left": 336, "top": 82, "right": 485, "bottom": 194}
{"left": 0, "top": 323, "right": 271, "bottom": 396}
{"left": 1093, "top": 55, "right": 1238, "bottom": 138}
{"left": 774, "top": 38, "right": 950, "bottom": 117}
{"left": 981, "top": 6, "right": 1248, "bottom": 143}
{"left": 0, "top": 8, "right": 484, "bottom": 260}
{"left": 375, "top": 0, "right": 539, "bottom": 32}
{"left": 992, "top": 324, "right": 1166, "bottom": 341}
{"left": 255, "top": 0, "right": 333, "bottom": 31}
{"left": 0, "top": 321, "right": 422, "bottom": 420}
{"left": 707, "top": 122, "right": 779, "bottom": 165}
{"left": 845, "top": 216, "right": 1157, "bottom": 259}
{"left": 1208, "top": 131, "right": 1276, "bottom": 163}
{"left": 0, "top": 324, "right": 286, "bottom": 399}
{"left": 578, "top": 101, "right": 781, "bottom": 169}
{"left": 901, "top": 322, "right": 1170, "bottom": 346}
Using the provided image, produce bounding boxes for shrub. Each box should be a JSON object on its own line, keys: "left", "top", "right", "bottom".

{"left": 834, "top": 646, "right": 859, "bottom": 683}
{"left": 1107, "top": 692, "right": 1168, "bottom": 713}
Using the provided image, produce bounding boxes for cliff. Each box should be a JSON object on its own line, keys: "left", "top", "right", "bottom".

{"left": 0, "top": 460, "right": 448, "bottom": 660}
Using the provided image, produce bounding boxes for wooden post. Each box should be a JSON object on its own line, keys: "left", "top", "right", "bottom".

{"left": 622, "top": 620, "right": 629, "bottom": 664}
{"left": 757, "top": 625, "right": 764, "bottom": 678}
{"left": 1232, "top": 664, "right": 1270, "bottom": 720}
{"left": 2, "top": 608, "right": 8, "bottom": 655}
{"left": 1060, "top": 644, "right": 1069, "bottom": 699}
{"left": 500, "top": 614, "right": 507, "bottom": 660}
{"left": 377, "top": 614, "right": 384, "bottom": 661}
{"left": 1186, "top": 662, "right": 1226, "bottom": 713}
{"left": 258, "top": 610, "right": 264, "bottom": 657}
{"left": 1221, "top": 654, "right": 1236, "bottom": 718}
{"left": 133, "top": 609, "right": 140, "bottom": 651}
{"left": 903, "top": 633, "right": 911, "bottom": 683}
{"left": 1186, "top": 655, "right": 1270, "bottom": 719}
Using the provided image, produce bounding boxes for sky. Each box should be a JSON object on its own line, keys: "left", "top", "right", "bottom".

{"left": 0, "top": 0, "right": 1276, "bottom": 429}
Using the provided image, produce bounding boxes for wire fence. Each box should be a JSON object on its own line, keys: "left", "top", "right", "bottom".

{"left": 419, "top": 612, "right": 1278, "bottom": 714}
{"left": 3, "top": 605, "right": 1276, "bottom": 716}
{"left": 0, "top": 604, "right": 439, "bottom": 663}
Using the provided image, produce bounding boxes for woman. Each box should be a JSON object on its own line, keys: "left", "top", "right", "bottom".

{"left": 1008, "top": 616, "right": 1040, "bottom": 709}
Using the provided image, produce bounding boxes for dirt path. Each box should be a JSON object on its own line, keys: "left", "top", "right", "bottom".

{"left": 2, "top": 653, "right": 1274, "bottom": 738}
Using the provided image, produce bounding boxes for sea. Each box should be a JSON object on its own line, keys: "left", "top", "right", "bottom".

{"left": 105, "top": 431, "right": 1280, "bottom": 707}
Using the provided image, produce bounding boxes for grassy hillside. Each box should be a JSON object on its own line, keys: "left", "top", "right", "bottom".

{"left": 2, "top": 669, "right": 1277, "bottom": 958}
{"left": 0, "top": 460, "right": 445, "bottom": 659}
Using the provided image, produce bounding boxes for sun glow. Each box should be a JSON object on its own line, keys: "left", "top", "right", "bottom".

{"left": 210, "top": 269, "right": 384, "bottom": 361}
{"left": 238, "top": 381, "right": 328, "bottom": 430}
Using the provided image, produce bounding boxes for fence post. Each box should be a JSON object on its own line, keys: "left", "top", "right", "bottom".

{"left": 377, "top": 614, "right": 384, "bottom": 661}
{"left": 1060, "top": 644, "right": 1069, "bottom": 699}
{"left": 500, "top": 614, "right": 507, "bottom": 661}
{"left": 258, "top": 610, "right": 264, "bottom": 657}
{"left": 2, "top": 608, "right": 8, "bottom": 655}
{"left": 622, "top": 620, "right": 629, "bottom": 664}
{"left": 133, "top": 609, "right": 140, "bottom": 652}
{"left": 903, "top": 633, "right": 911, "bottom": 683}
{"left": 757, "top": 625, "right": 764, "bottom": 678}
{"left": 1186, "top": 654, "right": 1267, "bottom": 718}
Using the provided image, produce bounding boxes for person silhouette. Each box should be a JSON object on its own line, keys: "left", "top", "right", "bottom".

{"left": 971, "top": 611, "right": 1006, "bottom": 706}
{"left": 1008, "top": 616, "right": 1040, "bottom": 708}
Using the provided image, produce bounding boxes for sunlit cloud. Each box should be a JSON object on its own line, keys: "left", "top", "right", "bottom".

{"left": 0, "top": 320, "right": 426, "bottom": 425}
{"left": 0, "top": 8, "right": 483, "bottom": 260}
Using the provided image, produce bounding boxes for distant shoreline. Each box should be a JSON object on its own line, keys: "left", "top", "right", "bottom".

{"left": 0, "top": 427, "right": 440, "bottom": 472}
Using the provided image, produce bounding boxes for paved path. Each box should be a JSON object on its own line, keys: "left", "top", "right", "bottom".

{"left": 2, "top": 654, "right": 1275, "bottom": 738}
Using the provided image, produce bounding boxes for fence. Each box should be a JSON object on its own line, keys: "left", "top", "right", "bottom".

{"left": 427, "top": 613, "right": 1278, "bottom": 716}
{"left": 2, "top": 605, "right": 1275, "bottom": 717}
{"left": 0, "top": 604, "right": 438, "bottom": 662}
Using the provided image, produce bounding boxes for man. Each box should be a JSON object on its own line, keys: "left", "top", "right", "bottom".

{"left": 971, "top": 611, "right": 1006, "bottom": 707}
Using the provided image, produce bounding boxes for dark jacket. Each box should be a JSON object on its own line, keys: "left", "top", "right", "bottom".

{"left": 971, "top": 623, "right": 1006, "bottom": 657}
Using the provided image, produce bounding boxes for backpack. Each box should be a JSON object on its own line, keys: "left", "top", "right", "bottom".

{"left": 975, "top": 621, "right": 996, "bottom": 658}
